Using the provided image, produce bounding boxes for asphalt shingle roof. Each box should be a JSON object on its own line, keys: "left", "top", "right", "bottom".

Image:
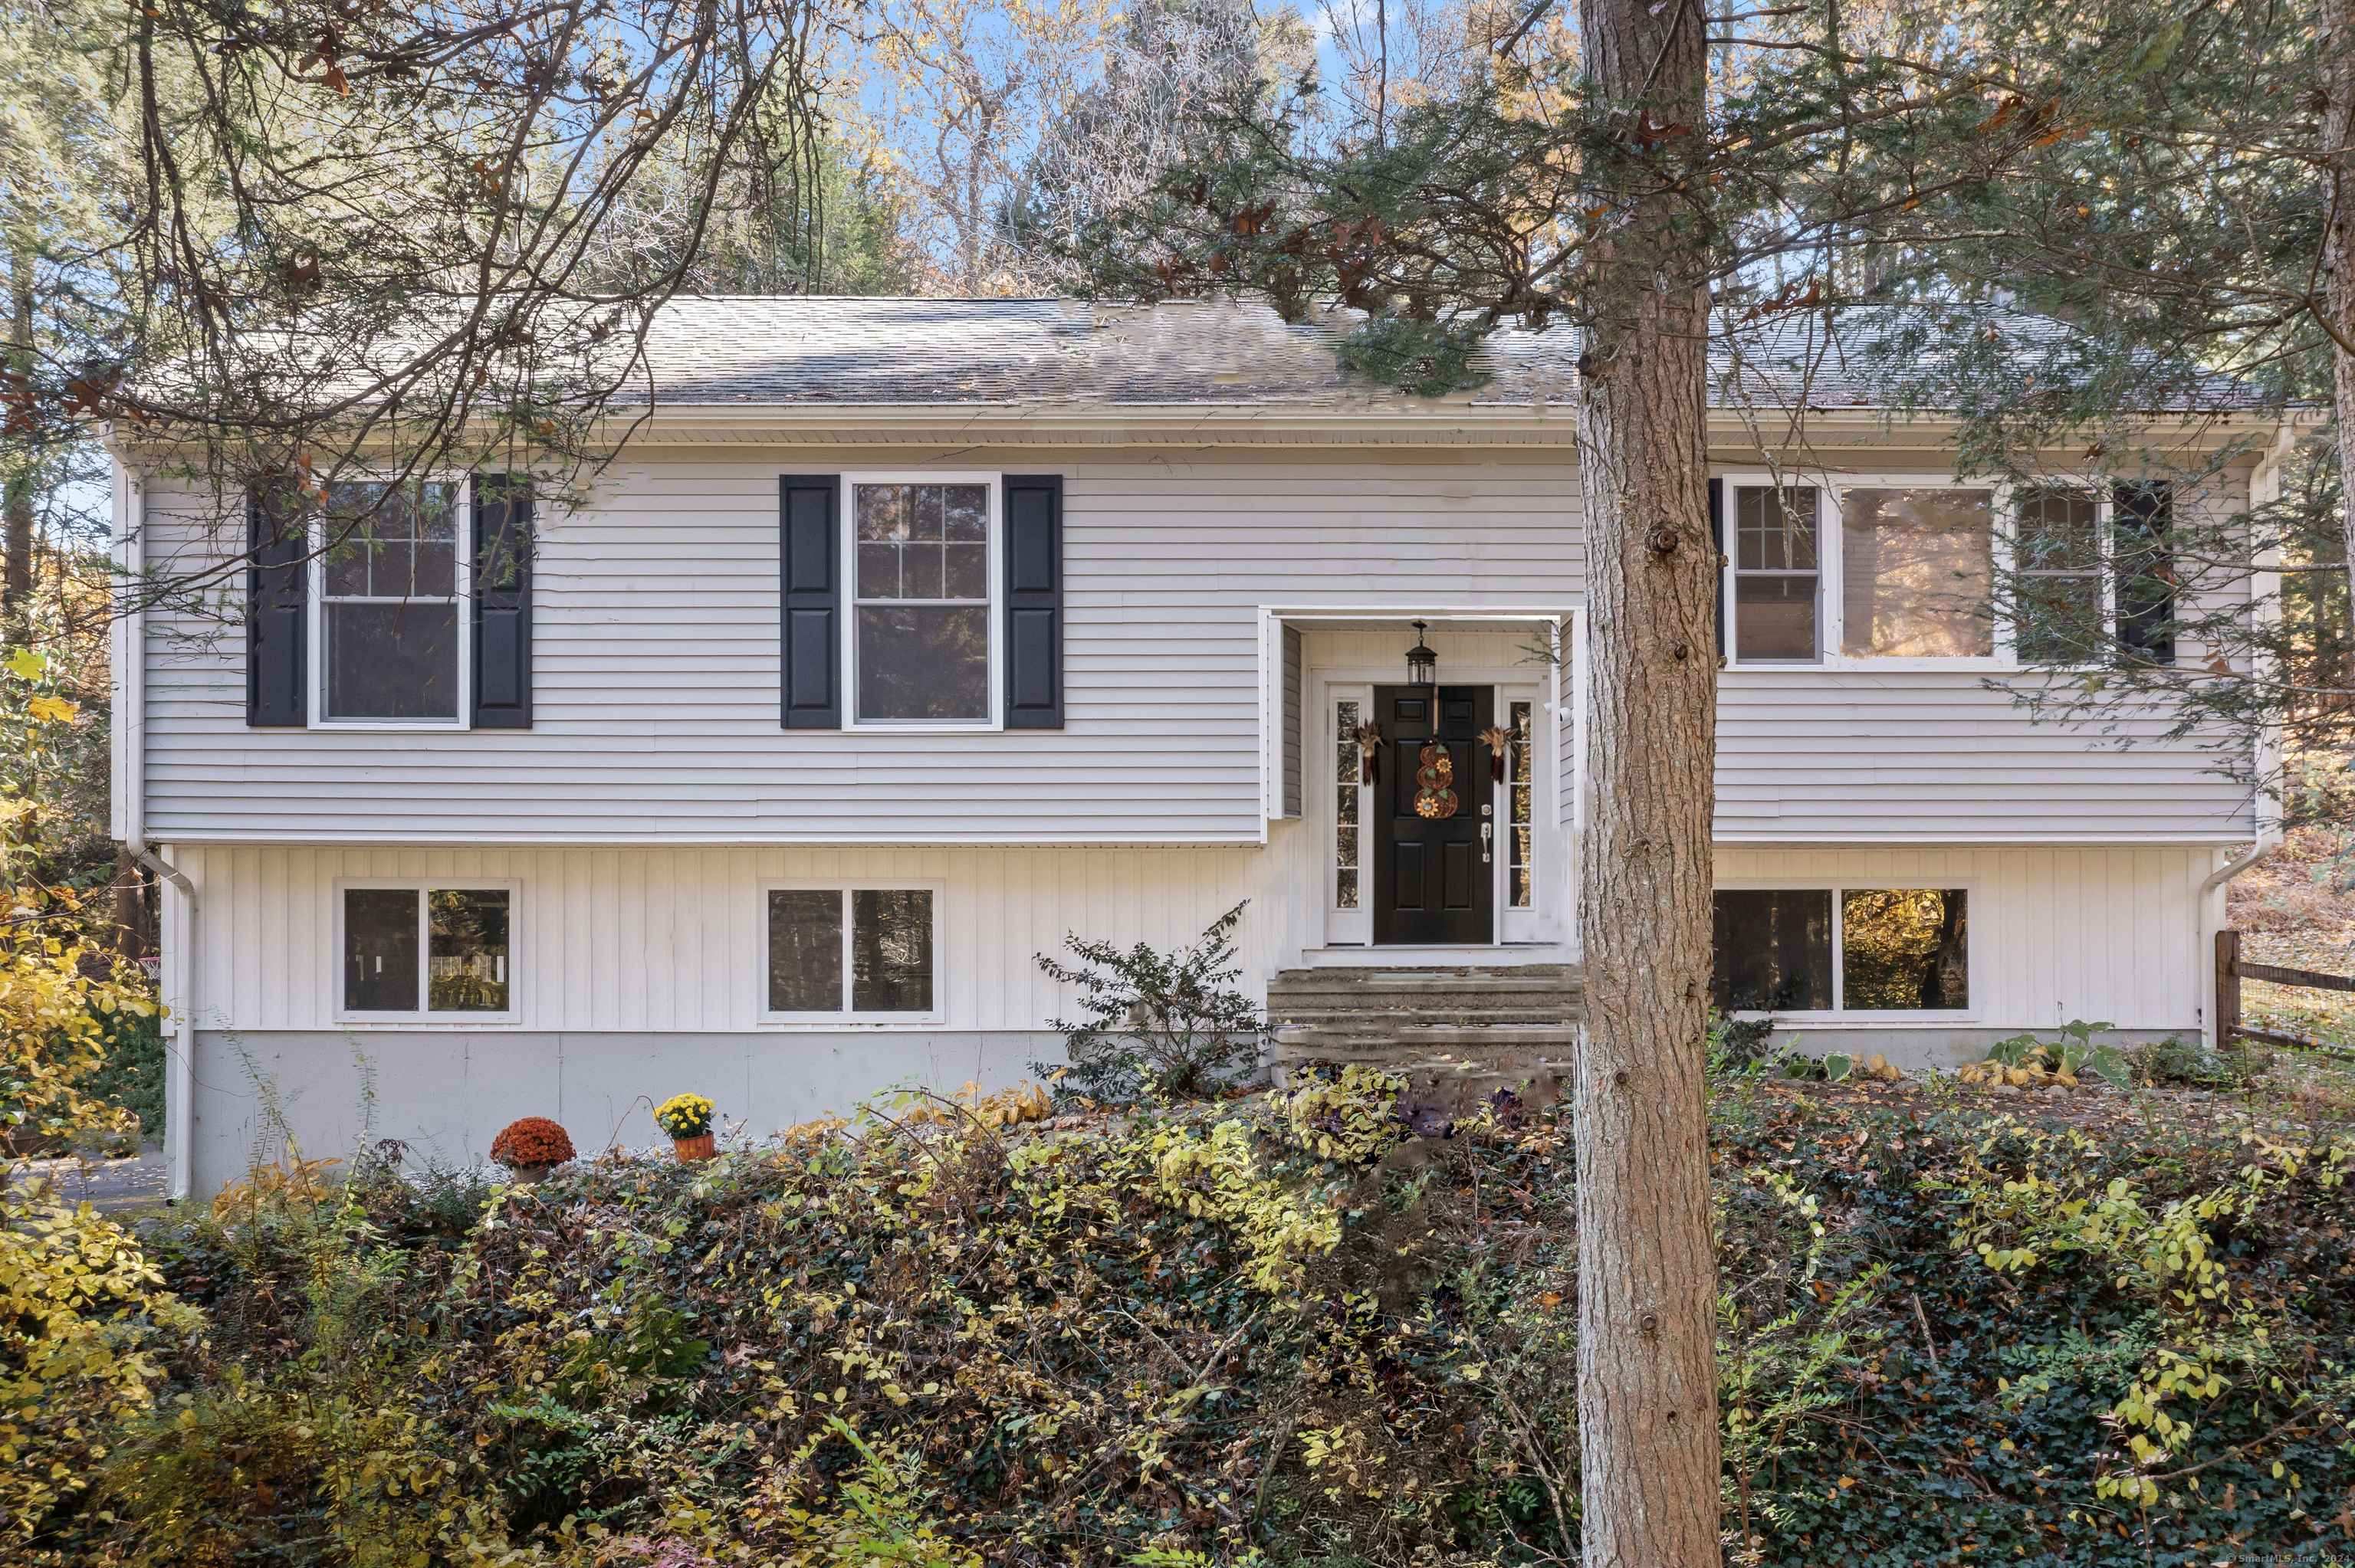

{"left": 621, "top": 296, "right": 2250, "bottom": 412}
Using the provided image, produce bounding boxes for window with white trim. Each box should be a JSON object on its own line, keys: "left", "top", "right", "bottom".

{"left": 343, "top": 886, "right": 511, "bottom": 1015}
{"left": 849, "top": 481, "right": 994, "bottom": 724}
{"left": 766, "top": 887, "right": 938, "bottom": 1016}
{"left": 1712, "top": 887, "right": 1968, "bottom": 1014}
{"left": 1731, "top": 485, "right": 1821, "bottom": 661}
{"left": 2012, "top": 483, "right": 2176, "bottom": 667}
{"left": 1720, "top": 479, "right": 1999, "bottom": 666}
{"left": 1840, "top": 487, "right": 1994, "bottom": 658}
{"left": 314, "top": 480, "right": 466, "bottom": 723}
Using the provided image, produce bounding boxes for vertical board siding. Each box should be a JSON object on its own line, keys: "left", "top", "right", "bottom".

{"left": 197, "top": 841, "right": 2208, "bottom": 1036}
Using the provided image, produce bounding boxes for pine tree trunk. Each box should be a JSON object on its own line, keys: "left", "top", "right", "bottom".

{"left": 2324, "top": 0, "right": 2355, "bottom": 583}
{"left": 1572, "top": 0, "right": 1723, "bottom": 1559}
{"left": 4, "top": 247, "right": 34, "bottom": 632}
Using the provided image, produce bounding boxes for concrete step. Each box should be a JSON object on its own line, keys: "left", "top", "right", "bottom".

{"left": 1264, "top": 963, "right": 1583, "bottom": 1074}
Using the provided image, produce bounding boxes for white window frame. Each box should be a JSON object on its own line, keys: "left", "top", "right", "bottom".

{"left": 307, "top": 471, "right": 473, "bottom": 731}
{"left": 759, "top": 879, "right": 948, "bottom": 1025}
{"left": 841, "top": 472, "right": 1002, "bottom": 733}
{"left": 1713, "top": 877, "right": 1979, "bottom": 1024}
{"left": 1325, "top": 683, "right": 1374, "bottom": 946}
{"left": 1719, "top": 473, "right": 2011, "bottom": 673}
{"left": 2003, "top": 479, "right": 2181, "bottom": 673}
{"left": 333, "top": 877, "right": 522, "bottom": 1025}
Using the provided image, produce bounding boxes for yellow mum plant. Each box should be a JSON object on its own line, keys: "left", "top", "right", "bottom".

{"left": 655, "top": 1092, "right": 714, "bottom": 1138}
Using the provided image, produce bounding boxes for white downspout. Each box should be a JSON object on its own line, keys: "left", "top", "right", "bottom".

{"left": 107, "top": 444, "right": 199, "bottom": 1202}
{"left": 2199, "top": 420, "right": 2301, "bottom": 1038}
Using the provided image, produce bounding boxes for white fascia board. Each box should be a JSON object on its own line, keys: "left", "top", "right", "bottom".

{"left": 146, "top": 832, "right": 1276, "bottom": 849}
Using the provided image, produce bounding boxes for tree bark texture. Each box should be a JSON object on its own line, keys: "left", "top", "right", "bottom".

{"left": 2324, "top": 0, "right": 2355, "bottom": 586}
{"left": 1572, "top": 0, "right": 1722, "bottom": 1560}
{"left": 4, "top": 248, "right": 34, "bottom": 629}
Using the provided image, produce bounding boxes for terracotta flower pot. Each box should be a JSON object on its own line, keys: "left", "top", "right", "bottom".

{"left": 672, "top": 1133, "right": 716, "bottom": 1162}
{"left": 504, "top": 1163, "right": 556, "bottom": 1185}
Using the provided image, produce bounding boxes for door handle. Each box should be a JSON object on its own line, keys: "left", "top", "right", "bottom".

{"left": 1480, "top": 822, "right": 1493, "bottom": 863}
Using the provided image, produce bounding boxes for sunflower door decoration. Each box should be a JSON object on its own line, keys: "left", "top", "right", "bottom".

{"left": 1413, "top": 740, "right": 1459, "bottom": 818}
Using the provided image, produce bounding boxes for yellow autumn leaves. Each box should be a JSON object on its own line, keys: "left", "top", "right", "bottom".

{"left": 6, "top": 648, "right": 78, "bottom": 723}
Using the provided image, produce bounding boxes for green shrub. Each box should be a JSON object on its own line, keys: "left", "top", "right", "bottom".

{"left": 1033, "top": 901, "right": 1264, "bottom": 1103}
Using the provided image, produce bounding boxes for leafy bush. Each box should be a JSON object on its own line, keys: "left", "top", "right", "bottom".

{"left": 0, "top": 933, "right": 153, "bottom": 1150}
{"left": 1034, "top": 901, "right": 1263, "bottom": 1103}
{"left": 1707, "top": 1008, "right": 1780, "bottom": 1073}
{"left": 80, "top": 1004, "right": 163, "bottom": 1146}
{"left": 23, "top": 1040, "right": 2355, "bottom": 1565}
{"left": 0, "top": 1191, "right": 192, "bottom": 1548}
{"left": 2134, "top": 1032, "right": 2271, "bottom": 1091}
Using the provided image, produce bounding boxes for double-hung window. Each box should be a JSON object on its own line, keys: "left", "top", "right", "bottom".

{"left": 342, "top": 884, "right": 514, "bottom": 1018}
{"left": 849, "top": 480, "right": 995, "bottom": 725}
{"left": 2012, "top": 483, "right": 2176, "bottom": 668}
{"left": 1731, "top": 486, "right": 1821, "bottom": 661}
{"left": 314, "top": 479, "right": 467, "bottom": 724}
{"left": 765, "top": 885, "right": 939, "bottom": 1019}
{"left": 1712, "top": 886, "right": 1969, "bottom": 1015}
{"left": 1720, "top": 477, "right": 1998, "bottom": 666}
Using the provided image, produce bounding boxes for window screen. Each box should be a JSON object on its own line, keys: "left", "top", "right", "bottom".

{"left": 2113, "top": 483, "right": 2176, "bottom": 665}
{"left": 319, "top": 481, "right": 461, "bottom": 720}
{"left": 853, "top": 483, "right": 990, "bottom": 721}
{"left": 345, "top": 889, "right": 419, "bottom": 1012}
{"left": 1712, "top": 890, "right": 1832, "bottom": 1012}
{"left": 767, "top": 890, "right": 845, "bottom": 1012}
{"left": 1732, "top": 486, "right": 1819, "bottom": 661}
{"left": 1841, "top": 487, "right": 1994, "bottom": 657}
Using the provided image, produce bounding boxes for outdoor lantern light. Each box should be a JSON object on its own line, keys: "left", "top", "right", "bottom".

{"left": 1406, "top": 620, "right": 1437, "bottom": 686}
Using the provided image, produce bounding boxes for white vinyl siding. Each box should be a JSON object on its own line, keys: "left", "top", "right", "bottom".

{"left": 137, "top": 452, "right": 1585, "bottom": 845}
{"left": 128, "top": 449, "right": 2255, "bottom": 846}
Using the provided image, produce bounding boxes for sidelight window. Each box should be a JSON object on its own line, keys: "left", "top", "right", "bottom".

{"left": 342, "top": 885, "right": 513, "bottom": 1016}
{"left": 1713, "top": 886, "right": 1968, "bottom": 1015}
{"left": 766, "top": 886, "right": 938, "bottom": 1017}
{"left": 314, "top": 480, "right": 467, "bottom": 723}
{"left": 1507, "top": 700, "right": 1534, "bottom": 908}
{"left": 849, "top": 481, "right": 994, "bottom": 724}
{"left": 1334, "top": 700, "right": 1361, "bottom": 909}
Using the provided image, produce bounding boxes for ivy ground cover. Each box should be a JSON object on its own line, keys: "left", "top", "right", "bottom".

{"left": 11, "top": 1066, "right": 2355, "bottom": 1566}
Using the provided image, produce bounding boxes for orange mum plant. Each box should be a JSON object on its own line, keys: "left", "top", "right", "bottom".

{"left": 489, "top": 1117, "right": 575, "bottom": 1169}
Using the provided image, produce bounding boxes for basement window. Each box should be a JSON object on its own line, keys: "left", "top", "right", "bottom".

{"left": 342, "top": 886, "right": 513, "bottom": 1017}
{"left": 1713, "top": 887, "right": 1968, "bottom": 1015}
{"left": 765, "top": 886, "right": 938, "bottom": 1019}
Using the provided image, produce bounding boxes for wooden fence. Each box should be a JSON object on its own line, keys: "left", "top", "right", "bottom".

{"left": 2215, "top": 928, "right": 2355, "bottom": 1058}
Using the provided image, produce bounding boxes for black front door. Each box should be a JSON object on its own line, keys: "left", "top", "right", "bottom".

{"left": 1372, "top": 685, "right": 1493, "bottom": 945}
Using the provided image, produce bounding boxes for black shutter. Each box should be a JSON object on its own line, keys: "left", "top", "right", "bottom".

{"left": 246, "top": 481, "right": 307, "bottom": 727}
{"left": 1708, "top": 477, "right": 1726, "bottom": 658}
{"left": 1003, "top": 474, "right": 1063, "bottom": 729}
{"left": 471, "top": 474, "right": 534, "bottom": 728}
{"left": 780, "top": 474, "right": 841, "bottom": 729}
